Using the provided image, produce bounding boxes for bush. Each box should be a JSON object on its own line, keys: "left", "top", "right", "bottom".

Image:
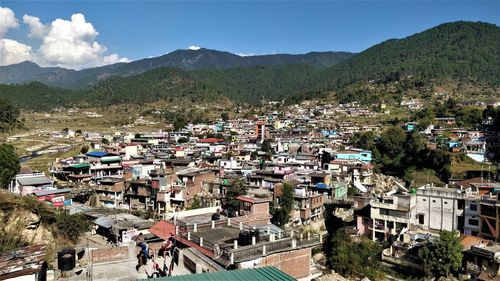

{"left": 55, "top": 211, "right": 91, "bottom": 244}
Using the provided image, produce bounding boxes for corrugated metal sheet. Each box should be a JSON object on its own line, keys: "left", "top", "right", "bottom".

{"left": 136, "top": 266, "right": 296, "bottom": 281}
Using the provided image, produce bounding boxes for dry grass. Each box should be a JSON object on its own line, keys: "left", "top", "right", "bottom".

{"left": 451, "top": 154, "right": 497, "bottom": 178}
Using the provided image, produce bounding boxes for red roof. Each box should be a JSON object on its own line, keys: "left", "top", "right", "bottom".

{"left": 149, "top": 221, "right": 214, "bottom": 258}
{"left": 236, "top": 196, "right": 255, "bottom": 204}
{"left": 198, "top": 138, "right": 224, "bottom": 143}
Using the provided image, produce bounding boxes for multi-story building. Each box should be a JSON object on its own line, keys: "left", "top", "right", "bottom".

{"left": 293, "top": 187, "right": 324, "bottom": 225}
{"left": 370, "top": 194, "right": 417, "bottom": 242}
{"left": 415, "top": 185, "right": 467, "bottom": 232}
{"left": 464, "top": 195, "right": 481, "bottom": 236}
{"left": 172, "top": 167, "right": 216, "bottom": 207}
{"left": 479, "top": 193, "right": 500, "bottom": 241}
{"left": 93, "top": 177, "right": 126, "bottom": 208}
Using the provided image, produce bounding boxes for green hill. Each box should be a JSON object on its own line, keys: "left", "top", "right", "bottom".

{"left": 0, "top": 21, "right": 498, "bottom": 110}
{"left": 0, "top": 49, "right": 354, "bottom": 89}
{"left": 316, "top": 21, "right": 500, "bottom": 101}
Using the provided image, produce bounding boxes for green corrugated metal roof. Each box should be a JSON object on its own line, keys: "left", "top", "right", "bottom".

{"left": 100, "top": 156, "right": 122, "bottom": 163}
{"left": 69, "top": 163, "right": 91, "bottom": 169}
{"left": 135, "top": 267, "right": 296, "bottom": 281}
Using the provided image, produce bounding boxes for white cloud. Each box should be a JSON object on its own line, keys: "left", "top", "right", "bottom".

{"left": 0, "top": 38, "right": 33, "bottom": 65}
{"left": 0, "top": 7, "right": 19, "bottom": 38}
{"left": 23, "top": 15, "right": 49, "bottom": 38}
{"left": 102, "top": 53, "right": 130, "bottom": 65}
{"left": 32, "top": 13, "right": 129, "bottom": 69}
{"left": 188, "top": 45, "right": 201, "bottom": 51}
{"left": 236, "top": 52, "right": 255, "bottom": 57}
{"left": 0, "top": 9, "right": 129, "bottom": 68}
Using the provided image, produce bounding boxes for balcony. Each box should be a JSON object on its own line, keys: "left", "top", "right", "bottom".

{"left": 371, "top": 199, "right": 411, "bottom": 212}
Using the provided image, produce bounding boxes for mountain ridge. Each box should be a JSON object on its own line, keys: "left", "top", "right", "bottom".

{"left": 0, "top": 49, "right": 355, "bottom": 88}
{"left": 1, "top": 21, "right": 498, "bottom": 110}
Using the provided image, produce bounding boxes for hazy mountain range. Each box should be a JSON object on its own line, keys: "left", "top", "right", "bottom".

{"left": 0, "top": 50, "right": 355, "bottom": 88}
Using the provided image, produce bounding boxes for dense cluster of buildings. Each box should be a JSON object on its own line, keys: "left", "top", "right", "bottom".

{"left": 4, "top": 100, "right": 500, "bottom": 280}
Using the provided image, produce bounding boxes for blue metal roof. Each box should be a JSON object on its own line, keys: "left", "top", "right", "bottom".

{"left": 86, "top": 151, "right": 110, "bottom": 157}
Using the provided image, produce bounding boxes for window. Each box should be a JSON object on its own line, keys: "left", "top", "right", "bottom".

{"left": 242, "top": 201, "right": 252, "bottom": 212}
{"left": 444, "top": 202, "right": 448, "bottom": 204}
{"left": 470, "top": 204, "right": 477, "bottom": 211}
{"left": 468, "top": 219, "right": 479, "bottom": 226}
{"left": 387, "top": 221, "right": 394, "bottom": 230}
{"left": 432, "top": 200, "right": 436, "bottom": 203}
{"left": 418, "top": 214, "right": 425, "bottom": 224}
{"left": 422, "top": 199, "right": 426, "bottom": 202}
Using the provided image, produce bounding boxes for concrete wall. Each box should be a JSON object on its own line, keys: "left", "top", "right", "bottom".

{"left": 91, "top": 246, "right": 131, "bottom": 263}
{"left": 416, "top": 192, "right": 463, "bottom": 231}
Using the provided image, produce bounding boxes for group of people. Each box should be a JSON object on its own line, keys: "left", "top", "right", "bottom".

{"left": 135, "top": 233, "right": 176, "bottom": 277}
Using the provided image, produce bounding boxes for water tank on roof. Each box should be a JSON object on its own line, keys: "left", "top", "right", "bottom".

{"left": 58, "top": 248, "right": 76, "bottom": 277}
{"left": 239, "top": 230, "right": 251, "bottom": 246}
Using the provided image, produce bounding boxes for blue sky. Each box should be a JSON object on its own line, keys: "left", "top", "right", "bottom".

{"left": 1, "top": 0, "right": 499, "bottom": 68}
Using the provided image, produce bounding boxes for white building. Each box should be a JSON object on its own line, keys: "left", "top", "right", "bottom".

{"left": 464, "top": 195, "right": 481, "bottom": 236}
{"left": 9, "top": 172, "right": 54, "bottom": 196}
{"left": 415, "top": 185, "right": 472, "bottom": 232}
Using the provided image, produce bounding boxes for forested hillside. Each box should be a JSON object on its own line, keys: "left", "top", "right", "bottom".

{"left": 0, "top": 49, "right": 354, "bottom": 88}
{"left": 0, "top": 21, "right": 498, "bottom": 110}
{"left": 316, "top": 21, "right": 500, "bottom": 101}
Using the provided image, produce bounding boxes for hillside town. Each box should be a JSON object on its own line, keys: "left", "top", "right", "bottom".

{"left": 1, "top": 98, "right": 499, "bottom": 281}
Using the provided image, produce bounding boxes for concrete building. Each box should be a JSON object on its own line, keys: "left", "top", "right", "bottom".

{"left": 9, "top": 172, "right": 54, "bottom": 196}
{"left": 464, "top": 195, "right": 481, "bottom": 236}
{"left": 415, "top": 185, "right": 467, "bottom": 232}
{"left": 370, "top": 194, "right": 417, "bottom": 242}
{"left": 149, "top": 211, "right": 322, "bottom": 280}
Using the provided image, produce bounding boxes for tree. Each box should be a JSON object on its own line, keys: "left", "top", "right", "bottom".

{"left": 351, "top": 131, "right": 377, "bottom": 151}
{"left": 80, "top": 145, "right": 89, "bottom": 154}
{"left": 221, "top": 112, "right": 229, "bottom": 121}
{"left": 378, "top": 126, "right": 407, "bottom": 172}
{"left": 324, "top": 228, "right": 383, "bottom": 279}
{"left": 456, "top": 107, "right": 483, "bottom": 129}
{"left": 177, "top": 137, "right": 189, "bottom": 144}
{"left": 223, "top": 179, "right": 247, "bottom": 212}
{"left": 188, "top": 197, "right": 202, "bottom": 210}
{"left": 260, "top": 140, "right": 274, "bottom": 157}
{"left": 271, "top": 183, "right": 294, "bottom": 228}
{"left": 0, "top": 98, "right": 20, "bottom": 132}
{"left": 0, "top": 144, "right": 20, "bottom": 189}
{"left": 419, "top": 230, "right": 463, "bottom": 278}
